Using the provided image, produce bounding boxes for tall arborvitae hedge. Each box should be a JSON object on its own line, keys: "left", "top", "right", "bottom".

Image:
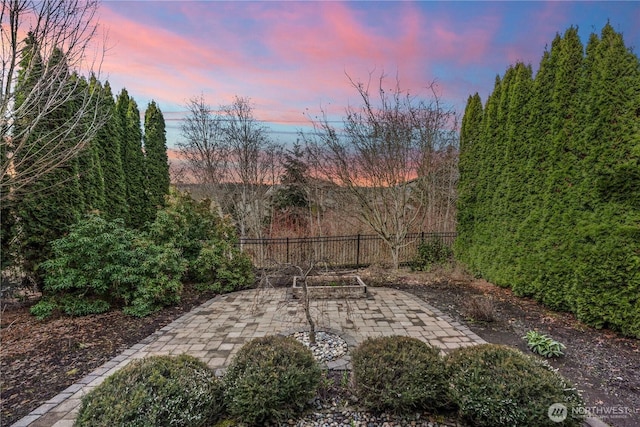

{"left": 93, "top": 79, "right": 128, "bottom": 220}
{"left": 14, "top": 46, "right": 85, "bottom": 284}
{"left": 116, "top": 89, "right": 149, "bottom": 228}
{"left": 456, "top": 24, "right": 640, "bottom": 338}
{"left": 143, "top": 101, "right": 170, "bottom": 212}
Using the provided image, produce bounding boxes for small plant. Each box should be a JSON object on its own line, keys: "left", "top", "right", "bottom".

{"left": 524, "top": 330, "right": 566, "bottom": 358}
{"left": 223, "top": 335, "right": 321, "bottom": 425}
{"left": 461, "top": 295, "right": 496, "bottom": 322}
{"left": 75, "top": 354, "right": 224, "bottom": 427}
{"left": 447, "top": 344, "right": 584, "bottom": 427}
{"left": 351, "top": 336, "right": 450, "bottom": 413}
{"left": 411, "top": 237, "right": 453, "bottom": 271}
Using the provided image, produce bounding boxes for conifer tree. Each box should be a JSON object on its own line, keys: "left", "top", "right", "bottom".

{"left": 15, "top": 46, "right": 84, "bottom": 283}
{"left": 77, "top": 75, "right": 106, "bottom": 211}
{"left": 457, "top": 23, "right": 640, "bottom": 337}
{"left": 143, "top": 101, "right": 170, "bottom": 212}
{"left": 455, "top": 93, "right": 483, "bottom": 261}
{"left": 116, "top": 90, "right": 148, "bottom": 228}
{"left": 95, "top": 81, "right": 128, "bottom": 219}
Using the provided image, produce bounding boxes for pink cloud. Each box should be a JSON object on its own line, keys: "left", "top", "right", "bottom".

{"left": 93, "top": 2, "right": 521, "bottom": 139}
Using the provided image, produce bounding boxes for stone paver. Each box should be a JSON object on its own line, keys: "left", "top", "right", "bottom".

{"left": 12, "top": 287, "right": 485, "bottom": 427}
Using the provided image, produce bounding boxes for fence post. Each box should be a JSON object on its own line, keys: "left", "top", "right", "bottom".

{"left": 356, "top": 234, "right": 361, "bottom": 268}
{"left": 286, "top": 237, "right": 290, "bottom": 264}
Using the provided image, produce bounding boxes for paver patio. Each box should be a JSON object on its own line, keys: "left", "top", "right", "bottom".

{"left": 12, "top": 287, "right": 485, "bottom": 427}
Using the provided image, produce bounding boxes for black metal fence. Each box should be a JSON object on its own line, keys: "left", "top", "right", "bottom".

{"left": 238, "top": 232, "right": 457, "bottom": 268}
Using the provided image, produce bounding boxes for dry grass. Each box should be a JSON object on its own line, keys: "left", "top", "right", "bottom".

{"left": 461, "top": 294, "right": 496, "bottom": 323}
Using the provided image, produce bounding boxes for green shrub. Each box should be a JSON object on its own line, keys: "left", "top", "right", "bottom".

{"left": 35, "top": 215, "right": 186, "bottom": 319}
{"left": 192, "top": 242, "right": 254, "bottom": 292}
{"left": 223, "top": 335, "right": 321, "bottom": 425}
{"left": 147, "top": 189, "right": 256, "bottom": 291}
{"left": 351, "top": 336, "right": 449, "bottom": 413}
{"left": 75, "top": 354, "right": 224, "bottom": 427}
{"left": 411, "top": 237, "right": 453, "bottom": 271}
{"left": 447, "top": 344, "right": 584, "bottom": 427}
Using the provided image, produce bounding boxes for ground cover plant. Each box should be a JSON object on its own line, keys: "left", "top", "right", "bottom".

{"left": 524, "top": 330, "right": 566, "bottom": 358}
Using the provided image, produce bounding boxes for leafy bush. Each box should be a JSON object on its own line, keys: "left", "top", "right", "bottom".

{"left": 147, "top": 189, "right": 255, "bottom": 290}
{"left": 447, "top": 344, "right": 584, "bottom": 427}
{"left": 75, "top": 354, "right": 223, "bottom": 427}
{"left": 524, "top": 330, "right": 566, "bottom": 358}
{"left": 223, "top": 335, "right": 321, "bottom": 425}
{"left": 351, "top": 336, "right": 449, "bottom": 413}
{"left": 32, "top": 215, "right": 186, "bottom": 319}
{"left": 191, "top": 242, "right": 254, "bottom": 292}
{"left": 411, "top": 237, "right": 453, "bottom": 271}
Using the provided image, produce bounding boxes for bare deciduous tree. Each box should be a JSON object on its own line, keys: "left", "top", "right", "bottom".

{"left": 177, "top": 94, "right": 228, "bottom": 202}
{"left": 178, "top": 95, "right": 282, "bottom": 242}
{"left": 1, "top": 0, "right": 106, "bottom": 204}
{"left": 222, "top": 96, "right": 282, "bottom": 242}
{"left": 304, "top": 73, "right": 458, "bottom": 269}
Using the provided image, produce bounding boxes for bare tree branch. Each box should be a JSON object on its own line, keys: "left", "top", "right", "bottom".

{"left": 1, "top": 0, "right": 106, "bottom": 204}
{"left": 304, "top": 73, "right": 459, "bottom": 268}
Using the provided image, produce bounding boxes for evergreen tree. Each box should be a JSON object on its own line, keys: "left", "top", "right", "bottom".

{"left": 14, "top": 45, "right": 84, "bottom": 284}
{"left": 143, "top": 101, "right": 170, "bottom": 212}
{"left": 117, "top": 90, "right": 148, "bottom": 228}
{"left": 95, "top": 81, "right": 128, "bottom": 219}
{"left": 570, "top": 23, "right": 640, "bottom": 334}
{"left": 1, "top": 143, "right": 15, "bottom": 270}
{"left": 272, "top": 143, "right": 309, "bottom": 232}
{"left": 77, "top": 75, "right": 106, "bottom": 211}
{"left": 455, "top": 93, "right": 483, "bottom": 261}
{"left": 457, "top": 23, "right": 640, "bottom": 337}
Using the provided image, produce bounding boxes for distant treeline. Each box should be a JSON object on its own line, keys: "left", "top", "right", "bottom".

{"left": 456, "top": 24, "right": 640, "bottom": 337}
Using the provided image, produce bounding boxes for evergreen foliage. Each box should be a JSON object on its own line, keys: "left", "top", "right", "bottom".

{"left": 456, "top": 24, "right": 640, "bottom": 337}
{"left": 93, "top": 79, "right": 128, "bottom": 220}
{"left": 351, "top": 336, "right": 450, "bottom": 413}
{"left": 146, "top": 189, "right": 255, "bottom": 290}
{"left": 447, "top": 344, "right": 584, "bottom": 427}
{"left": 32, "top": 215, "right": 186, "bottom": 319}
{"left": 116, "top": 89, "right": 149, "bottom": 227}
{"left": 13, "top": 43, "right": 85, "bottom": 284}
{"left": 143, "top": 101, "right": 170, "bottom": 212}
{"left": 76, "top": 355, "right": 224, "bottom": 427}
{"left": 272, "top": 142, "right": 309, "bottom": 231}
{"left": 77, "top": 76, "right": 106, "bottom": 212}
{"left": 223, "top": 335, "right": 321, "bottom": 425}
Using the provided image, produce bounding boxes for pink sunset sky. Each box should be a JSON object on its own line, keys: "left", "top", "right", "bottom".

{"left": 96, "top": 1, "right": 640, "bottom": 147}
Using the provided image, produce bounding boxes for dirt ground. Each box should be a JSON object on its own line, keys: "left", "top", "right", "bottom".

{"left": 1, "top": 271, "right": 639, "bottom": 427}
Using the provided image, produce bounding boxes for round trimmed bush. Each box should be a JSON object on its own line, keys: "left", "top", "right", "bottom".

{"left": 223, "top": 335, "right": 321, "bottom": 425}
{"left": 75, "top": 354, "right": 224, "bottom": 427}
{"left": 447, "top": 344, "right": 584, "bottom": 427}
{"left": 351, "top": 336, "right": 449, "bottom": 413}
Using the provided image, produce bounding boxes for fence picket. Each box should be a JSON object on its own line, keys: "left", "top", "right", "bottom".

{"left": 238, "top": 232, "right": 456, "bottom": 268}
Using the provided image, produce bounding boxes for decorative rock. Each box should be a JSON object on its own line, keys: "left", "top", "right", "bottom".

{"left": 292, "top": 331, "right": 348, "bottom": 363}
